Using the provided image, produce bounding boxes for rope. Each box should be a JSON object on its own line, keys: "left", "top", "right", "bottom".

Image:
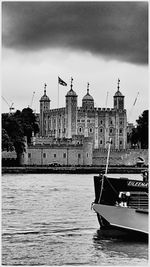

{"left": 104, "top": 175, "right": 119, "bottom": 196}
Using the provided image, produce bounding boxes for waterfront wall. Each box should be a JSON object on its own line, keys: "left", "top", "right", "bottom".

{"left": 2, "top": 148, "right": 148, "bottom": 167}
{"left": 20, "top": 137, "right": 93, "bottom": 166}
{"left": 93, "top": 149, "right": 148, "bottom": 166}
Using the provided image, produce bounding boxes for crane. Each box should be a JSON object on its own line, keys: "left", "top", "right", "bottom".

{"left": 29, "top": 91, "right": 35, "bottom": 108}
{"left": 2, "top": 96, "right": 15, "bottom": 113}
{"left": 128, "top": 92, "right": 139, "bottom": 121}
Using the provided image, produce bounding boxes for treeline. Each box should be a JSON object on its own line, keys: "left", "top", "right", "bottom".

{"left": 2, "top": 107, "right": 39, "bottom": 163}
{"left": 128, "top": 110, "right": 148, "bottom": 149}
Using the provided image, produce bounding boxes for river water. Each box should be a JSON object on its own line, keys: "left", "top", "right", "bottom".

{"left": 2, "top": 173, "right": 148, "bottom": 266}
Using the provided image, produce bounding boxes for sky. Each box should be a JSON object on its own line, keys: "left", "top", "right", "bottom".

{"left": 2, "top": 1, "right": 148, "bottom": 124}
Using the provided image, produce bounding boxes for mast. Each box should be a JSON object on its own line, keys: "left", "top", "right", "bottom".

{"left": 105, "top": 138, "right": 112, "bottom": 175}
{"left": 98, "top": 138, "right": 112, "bottom": 203}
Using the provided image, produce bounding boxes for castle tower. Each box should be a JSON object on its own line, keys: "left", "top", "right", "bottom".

{"left": 39, "top": 83, "right": 50, "bottom": 136}
{"left": 82, "top": 83, "right": 94, "bottom": 110}
{"left": 65, "top": 77, "right": 78, "bottom": 138}
{"left": 113, "top": 79, "right": 124, "bottom": 110}
{"left": 113, "top": 79, "right": 127, "bottom": 149}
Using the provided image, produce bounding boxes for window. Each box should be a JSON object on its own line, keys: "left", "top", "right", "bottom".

{"left": 109, "top": 128, "right": 113, "bottom": 134}
{"left": 78, "top": 154, "right": 81, "bottom": 159}
{"left": 63, "top": 153, "right": 66, "bottom": 158}
{"left": 120, "top": 140, "right": 122, "bottom": 145}
{"left": 28, "top": 153, "right": 31, "bottom": 158}
{"left": 89, "top": 128, "right": 93, "bottom": 133}
{"left": 100, "top": 140, "right": 103, "bottom": 145}
{"left": 100, "top": 128, "right": 103, "bottom": 133}
{"left": 119, "top": 129, "right": 123, "bottom": 134}
{"left": 54, "top": 154, "right": 56, "bottom": 158}
{"left": 79, "top": 127, "right": 82, "bottom": 133}
{"left": 87, "top": 153, "right": 88, "bottom": 157}
{"left": 43, "top": 153, "right": 46, "bottom": 158}
{"left": 100, "top": 120, "right": 103, "bottom": 124}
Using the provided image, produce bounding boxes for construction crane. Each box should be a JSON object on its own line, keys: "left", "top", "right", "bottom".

{"left": 128, "top": 92, "right": 139, "bottom": 121}
{"left": 2, "top": 96, "right": 15, "bottom": 113}
{"left": 29, "top": 91, "right": 35, "bottom": 108}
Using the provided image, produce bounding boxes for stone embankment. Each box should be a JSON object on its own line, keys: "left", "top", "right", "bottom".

{"left": 2, "top": 166, "right": 148, "bottom": 174}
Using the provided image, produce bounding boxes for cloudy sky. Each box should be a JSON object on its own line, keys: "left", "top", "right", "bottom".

{"left": 2, "top": 1, "right": 148, "bottom": 124}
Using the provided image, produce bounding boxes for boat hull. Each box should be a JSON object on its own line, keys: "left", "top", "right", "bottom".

{"left": 93, "top": 203, "right": 148, "bottom": 236}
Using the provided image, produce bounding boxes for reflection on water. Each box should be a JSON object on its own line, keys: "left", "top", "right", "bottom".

{"left": 93, "top": 230, "right": 148, "bottom": 265}
{"left": 2, "top": 173, "right": 148, "bottom": 265}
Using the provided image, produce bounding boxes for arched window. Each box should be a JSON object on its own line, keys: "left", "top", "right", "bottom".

{"left": 119, "top": 128, "right": 123, "bottom": 134}
{"left": 78, "top": 127, "right": 82, "bottom": 133}
{"left": 89, "top": 128, "right": 93, "bottom": 133}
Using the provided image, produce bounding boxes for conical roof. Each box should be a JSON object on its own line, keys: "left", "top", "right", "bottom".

{"left": 114, "top": 90, "right": 124, "bottom": 97}
{"left": 82, "top": 83, "right": 94, "bottom": 102}
{"left": 40, "top": 84, "right": 50, "bottom": 102}
{"left": 40, "top": 93, "right": 50, "bottom": 101}
{"left": 66, "top": 77, "right": 77, "bottom": 97}
{"left": 82, "top": 92, "right": 94, "bottom": 101}
{"left": 66, "top": 89, "right": 77, "bottom": 97}
{"left": 114, "top": 79, "right": 124, "bottom": 97}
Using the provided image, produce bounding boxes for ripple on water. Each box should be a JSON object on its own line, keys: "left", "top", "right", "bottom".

{"left": 2, "top": 173, "right": 148, "bottom": 266}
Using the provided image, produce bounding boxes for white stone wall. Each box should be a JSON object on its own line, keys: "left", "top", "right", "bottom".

{"left": 23, "top": 145, "right": 93, "bottom": 166}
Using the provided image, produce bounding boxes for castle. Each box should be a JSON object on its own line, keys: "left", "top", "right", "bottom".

{"left": 39, "top": 78, "right": 127, "bottom": 150}
{"left": 4, "top": 78, "right": 148, "bottom": 167}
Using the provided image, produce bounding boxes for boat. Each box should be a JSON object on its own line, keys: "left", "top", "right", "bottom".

{"left": 92, "top": 140, "right": 148, "bottom": 238}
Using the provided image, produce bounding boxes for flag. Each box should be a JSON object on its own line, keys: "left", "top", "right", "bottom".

{"left": 58, "top": 77, "right": 67, "bottom": 86}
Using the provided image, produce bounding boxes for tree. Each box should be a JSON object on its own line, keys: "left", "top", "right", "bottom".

{"left": 20, "top": 107, "right": 39, "bottom": 143}
{"left": 129, "top": 110, "right": 148, "bottom": 149}
{"left": 2, "top": 107, "right": 39, "bottom": 163}
{"left": 2, "top": 129, "right": 14, "bottom": 152}
{"left": 2, "top": 113, "right": 26, "bottom": 163}
{"left": 136, "top": 110, "right": 148, "bottom": 148}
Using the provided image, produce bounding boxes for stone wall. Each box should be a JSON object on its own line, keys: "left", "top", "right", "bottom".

{"left": 21, "top": 137, "right": 93, "bottom": 166}
{"left": 93, "top": 149, "right": 148, "bottom": 166}
{"left": 25, "top": 146, "right": 83, "bottom": 166}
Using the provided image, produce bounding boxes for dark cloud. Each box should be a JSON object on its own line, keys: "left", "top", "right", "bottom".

{"left": 2, "top": 1, "right": 148, "bottom": 64}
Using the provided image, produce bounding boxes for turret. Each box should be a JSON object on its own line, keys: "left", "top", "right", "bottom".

{"left": 113, "top": 79, "right": 124, "bottom": 110}
{"left": 39, "top": 83, "right": 50, "bottom": 136}
{"left": 82, "top": 83, "right": 94, "bottom": 110}
{"left": 65, "top": 77, "right": 78, "bottom": 138}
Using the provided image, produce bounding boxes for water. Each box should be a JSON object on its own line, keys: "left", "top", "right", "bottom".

{"left": 2, "top": 173, "right": 148, "bottom": 266}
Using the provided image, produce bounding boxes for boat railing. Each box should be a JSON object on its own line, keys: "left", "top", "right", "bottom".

{"left": 128, "top": 191, "right": 148, "bottom": 210}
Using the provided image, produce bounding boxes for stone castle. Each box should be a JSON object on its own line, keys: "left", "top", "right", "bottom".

{"left": 3, "top": 78, "right": 149, "bottom": 167}
{"left": 39, "top": 78, "right": 127, "bottom": 150}
{"left": 18, "top": 78, "right": 130, "bottom": 166}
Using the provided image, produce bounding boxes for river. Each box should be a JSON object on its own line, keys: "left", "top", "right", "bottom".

{"left": 2, "top": 173, "right": 148, "bottom": 265}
